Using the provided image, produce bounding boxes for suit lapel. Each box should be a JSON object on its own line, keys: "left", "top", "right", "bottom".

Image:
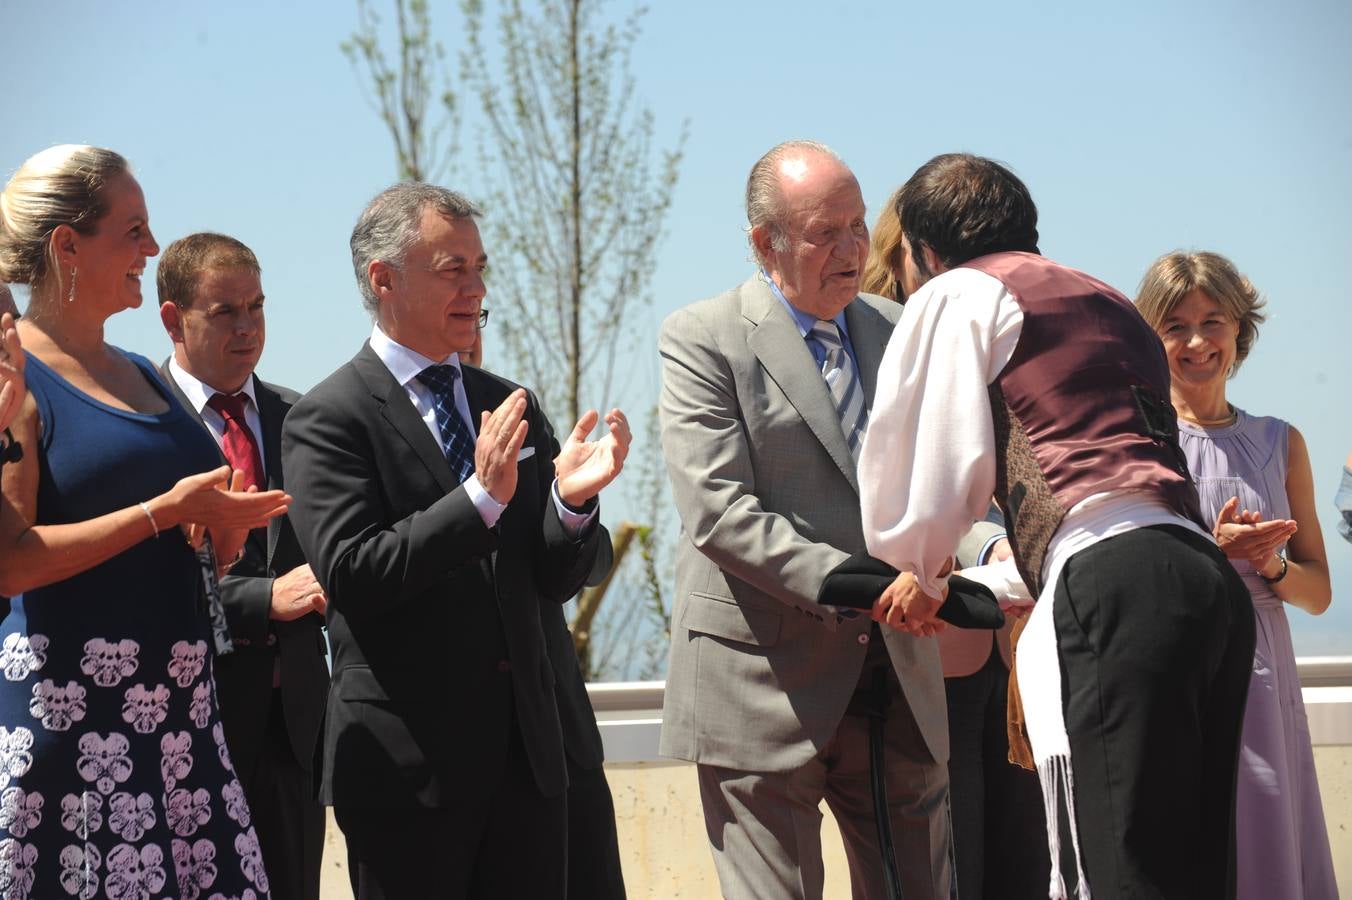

{"left": 352, "top": 344, "right": 458, "bottom": 496}
{"left": 252, "top": 375, "right": 288, "bottom": 563}
{"left": 843, "top": 300, "right": 893, "bottom": 416}
{"left": 742, "top": 277, "right": 859, "bottom": 494}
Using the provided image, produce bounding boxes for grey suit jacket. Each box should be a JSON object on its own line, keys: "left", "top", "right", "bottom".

{"left": 658, "top": 275, "right": 948, "bottom": 773}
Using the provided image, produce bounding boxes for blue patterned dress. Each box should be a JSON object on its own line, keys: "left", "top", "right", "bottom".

{"left": 0, "top": 350, "right": 270, "bottom": 900}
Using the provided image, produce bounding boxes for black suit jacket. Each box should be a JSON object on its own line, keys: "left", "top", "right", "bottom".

{"left": 542, "top": 532, "right": 613, "bottom": 771}
{"left": 159, "top": 364, "right": 330, "bottom": 781}
{"left": 281, "top": 343, "right": 603, "bottom": 808}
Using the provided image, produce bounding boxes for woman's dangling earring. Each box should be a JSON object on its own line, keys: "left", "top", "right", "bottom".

{"left": 67, "top": 268, "right": 77, "bottom": 304}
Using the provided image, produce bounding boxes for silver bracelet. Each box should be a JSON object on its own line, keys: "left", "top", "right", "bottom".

{"left": 138, "top": 501, "right": 160, "bottom": 537}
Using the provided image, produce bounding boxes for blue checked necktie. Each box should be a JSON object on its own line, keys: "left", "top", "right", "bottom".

{"left": 811, "top": 321, "right": 868, "bottom": 463}
{"left": 416, "top": 365, "right": 476, "bottom": 484}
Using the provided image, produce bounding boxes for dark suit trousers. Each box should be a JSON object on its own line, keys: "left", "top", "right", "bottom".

{"left": 944, "top": 645, "right": 1049, "bottom": 900}
{"left": 245, "top": 690, "right": 325, "bottom": 900}
{"left": 566, "top": 758, "right": 626, "bottom": 900}
{"left": 336, "top": 717, "right": 567, "bottom": 900}
{"left": 1054, "top": 526, "right": 1254, "bottom": 900}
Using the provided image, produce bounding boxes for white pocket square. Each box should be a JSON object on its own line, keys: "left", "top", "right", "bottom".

{"left": 516, "top": 446, "right": 536, "bottom": 461}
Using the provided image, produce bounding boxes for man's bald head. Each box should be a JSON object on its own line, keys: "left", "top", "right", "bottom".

{"left": 745, "top": 140, "right": 849, "bottom": 266}
{"left": 746, "top": 141, "right": 869, "bottom": 320}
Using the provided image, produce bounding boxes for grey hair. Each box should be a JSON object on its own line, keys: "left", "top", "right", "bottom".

{"left": 744, "top": 139, "right": 841, "bottom": 266}
{"left": 350, "top": 182, "right": 482, "bottom": 316}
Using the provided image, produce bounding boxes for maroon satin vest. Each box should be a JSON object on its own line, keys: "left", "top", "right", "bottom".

{"left": 964, "top": 252, "right": 1205, "bottom": 595}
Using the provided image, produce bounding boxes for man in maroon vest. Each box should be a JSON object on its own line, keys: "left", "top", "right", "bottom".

{"left": 858, "top": 153, "right": 1254, "bottom": 900}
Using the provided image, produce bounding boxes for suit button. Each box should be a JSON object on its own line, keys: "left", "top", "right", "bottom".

{"left": 265, "top": 634, "right": 278, "bottom": 647}
{"left": 857, "top": 633, "right": 870, "bottom": 645}
{"left": 496, "top": 660, "right": 511, "bottom": 673}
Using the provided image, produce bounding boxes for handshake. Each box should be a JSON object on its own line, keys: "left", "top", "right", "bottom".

{"left": 817, "top": 553, "right": 1006, "bottom": 637}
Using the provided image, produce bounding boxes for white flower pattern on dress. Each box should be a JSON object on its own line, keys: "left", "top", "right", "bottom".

{"left": 57, "top": 842, "right": 100, "bottom": 899}
{"left": 234, "top": 830, "right": 269, "bottom": 894}
{"left": 166, "top": 787, "right": 212, "bottom": 837}
{"left": 28, "top": 679, "right": 88, "bottom": 732}
{"left": 104, "top": 843, "right": 167, "bottom": 900}
{"left": 168, "top": 640, "right": 209, "bottom": 689}
{"left": 0, "top": 635, "right": 48, "bottom": 682}
{"left": 120, "top": 683, "right": 170, "bottom": 735}
{"left": 75, "top": 733, "right": 133, "bottom": 795}
{"left": 220, "top": 780, "right": 250, "bottom": 829}
{"left": 190, "top": 682, "right": 213, "bottom": 729}
{"left": 160, "top": 731, "right": 194, "bottom": 789}
{"left": 106, "top": 793, "right": 156, "bottom": 843}
{"left": 0, "top": 729, "right": 33, "bottom": 792}
{"left": 206, "top": 891, "right": 257, "bottom": 900}
{"left": 0, "top": 838, "right": 37, "bottom": 900}
{"left": 79, "top": 639, "right": 140, "bottom": 688}
{"left": 59, "top": 793, "right": 103, "bottom": 839}
{"left": 211, "top": 723, "right": 232, "bottom": 771}
{"left": 172, "top": 837, "right": 219, "bottom": 900}
{"left": 0, "top": 789, "right": 42, "bottom": 839}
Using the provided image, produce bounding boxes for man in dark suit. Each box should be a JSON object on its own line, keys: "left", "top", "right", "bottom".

{"left": 155, "top": 232, "right": 329, "bottom": 900}
{"left": 282, "top": 182, "right": 630, "bottom": 899}
{"left": 464, "top": 327, "right": 627, "bottom": 900}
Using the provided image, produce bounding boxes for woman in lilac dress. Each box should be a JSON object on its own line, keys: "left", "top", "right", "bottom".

{"left": 1137, "top": 251, "right": 1336, "bottom": 899}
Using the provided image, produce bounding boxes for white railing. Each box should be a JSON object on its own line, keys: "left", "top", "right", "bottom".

{"left": 588, "top": 656, "right": 1352, "bottom": 762}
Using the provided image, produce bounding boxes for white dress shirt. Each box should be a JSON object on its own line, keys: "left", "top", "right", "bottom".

{"left": 167, "top": 357, "right": 267, "bottom": 482}
{"left": 368, "top": 325, "right": 595, "bottom": 534}
{"left": 857, "top": 266, "right": 1208, "bottom": 601}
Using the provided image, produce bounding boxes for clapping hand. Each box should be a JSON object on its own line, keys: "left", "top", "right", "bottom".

{"left": 0, "top": 313, "right": 26, "bottom": 434}
{"left": 165, "top": 465, "right": 290, "bottom": 553}
{"left": 555, "top": 408, "right": 631, "bottom": 507}
{"left": 476, "top": 389, "right": 530, "bottom": 504}
{"left": 1213, "top": 496, "right": 1296, "bottom": 571}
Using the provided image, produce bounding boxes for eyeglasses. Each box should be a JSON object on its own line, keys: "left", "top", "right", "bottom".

{"left": 477, "top": 308, "right": 490, "bottom": 328}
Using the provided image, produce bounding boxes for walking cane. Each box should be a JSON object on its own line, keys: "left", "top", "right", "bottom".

{"left": 864, "top": 666, "right": 906, "bottom": 900}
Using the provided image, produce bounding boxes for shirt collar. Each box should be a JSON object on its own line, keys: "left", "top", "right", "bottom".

{"left": 167, "top": 356, "right": 259, "bottom": 415}
{"left": 369, "top": 323, "right": 461, "bottom": 389}
{"left": 760, "top": 269, "right": 850, "bottom": 339}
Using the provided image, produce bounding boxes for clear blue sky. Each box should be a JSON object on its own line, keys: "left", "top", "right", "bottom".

{"left": 4, "top": 0, "right": 1350, "bottom": 656}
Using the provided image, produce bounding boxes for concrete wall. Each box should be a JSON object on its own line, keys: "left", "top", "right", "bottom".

{"left": 318, "top": 748, "right": 1351, "bottom": 898}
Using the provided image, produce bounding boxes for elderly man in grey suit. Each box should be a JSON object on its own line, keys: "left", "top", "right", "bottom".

{"left": 658, "top": 140, "right": 954, "bottom": 899}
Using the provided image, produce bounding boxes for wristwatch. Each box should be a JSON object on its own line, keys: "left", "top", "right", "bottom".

{"left": 1259, "top": 554, "right": 1288, "bottom": 584}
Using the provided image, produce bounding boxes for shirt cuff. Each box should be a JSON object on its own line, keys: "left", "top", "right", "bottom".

{"left": 464, "top": 474, "right": 507, "bottom": 528}
{"left": 978, "top": 533, "right": 1008, "bottom": 566}
{"left": 552, "top": 481, "right": 598, "bottom": 539}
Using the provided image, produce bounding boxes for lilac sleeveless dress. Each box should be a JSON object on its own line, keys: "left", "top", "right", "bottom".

{"left": 1178, "top": 410, "right": 1337, "bottom": 900}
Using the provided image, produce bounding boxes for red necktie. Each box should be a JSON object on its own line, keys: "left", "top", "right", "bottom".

{"left": 206, "top": 392, "right": 266, "bottom": 491}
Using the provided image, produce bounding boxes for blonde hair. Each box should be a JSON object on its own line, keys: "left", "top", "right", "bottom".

{"left": 0, "top": 144, "right": 130, "bottom": 305}
{"left": 861, "top": 187, "right": 904, "bottom": 299}
{"left": 1135, "top": 250, "right": 1267, "bottom": 373}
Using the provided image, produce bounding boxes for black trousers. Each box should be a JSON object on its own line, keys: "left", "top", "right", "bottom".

{"left": 565, "top": 759, "right": 627, "bottom": 899}
{"left": 243, "top": 689, "right": 325, "bottom": 900}
{"left": 944, "top": 645, "right": 1049, "bottom": 900}
{"left": 1054, "top": 525, "right": 1254, "bottom": 900}
{"left": 335, "top": 720, "right": 567, "bottom": 900}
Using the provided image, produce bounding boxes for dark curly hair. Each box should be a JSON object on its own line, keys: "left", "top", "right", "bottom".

{"left": 896, "top": 153, "right": 1039, "bottom": 276}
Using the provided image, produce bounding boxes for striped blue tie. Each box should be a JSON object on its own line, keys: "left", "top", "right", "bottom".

{"left": 811, "top": 321, "right": 867, "bottom": 462}
{"left": 416, "top": 365, "right": 477, "bottom": 484}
